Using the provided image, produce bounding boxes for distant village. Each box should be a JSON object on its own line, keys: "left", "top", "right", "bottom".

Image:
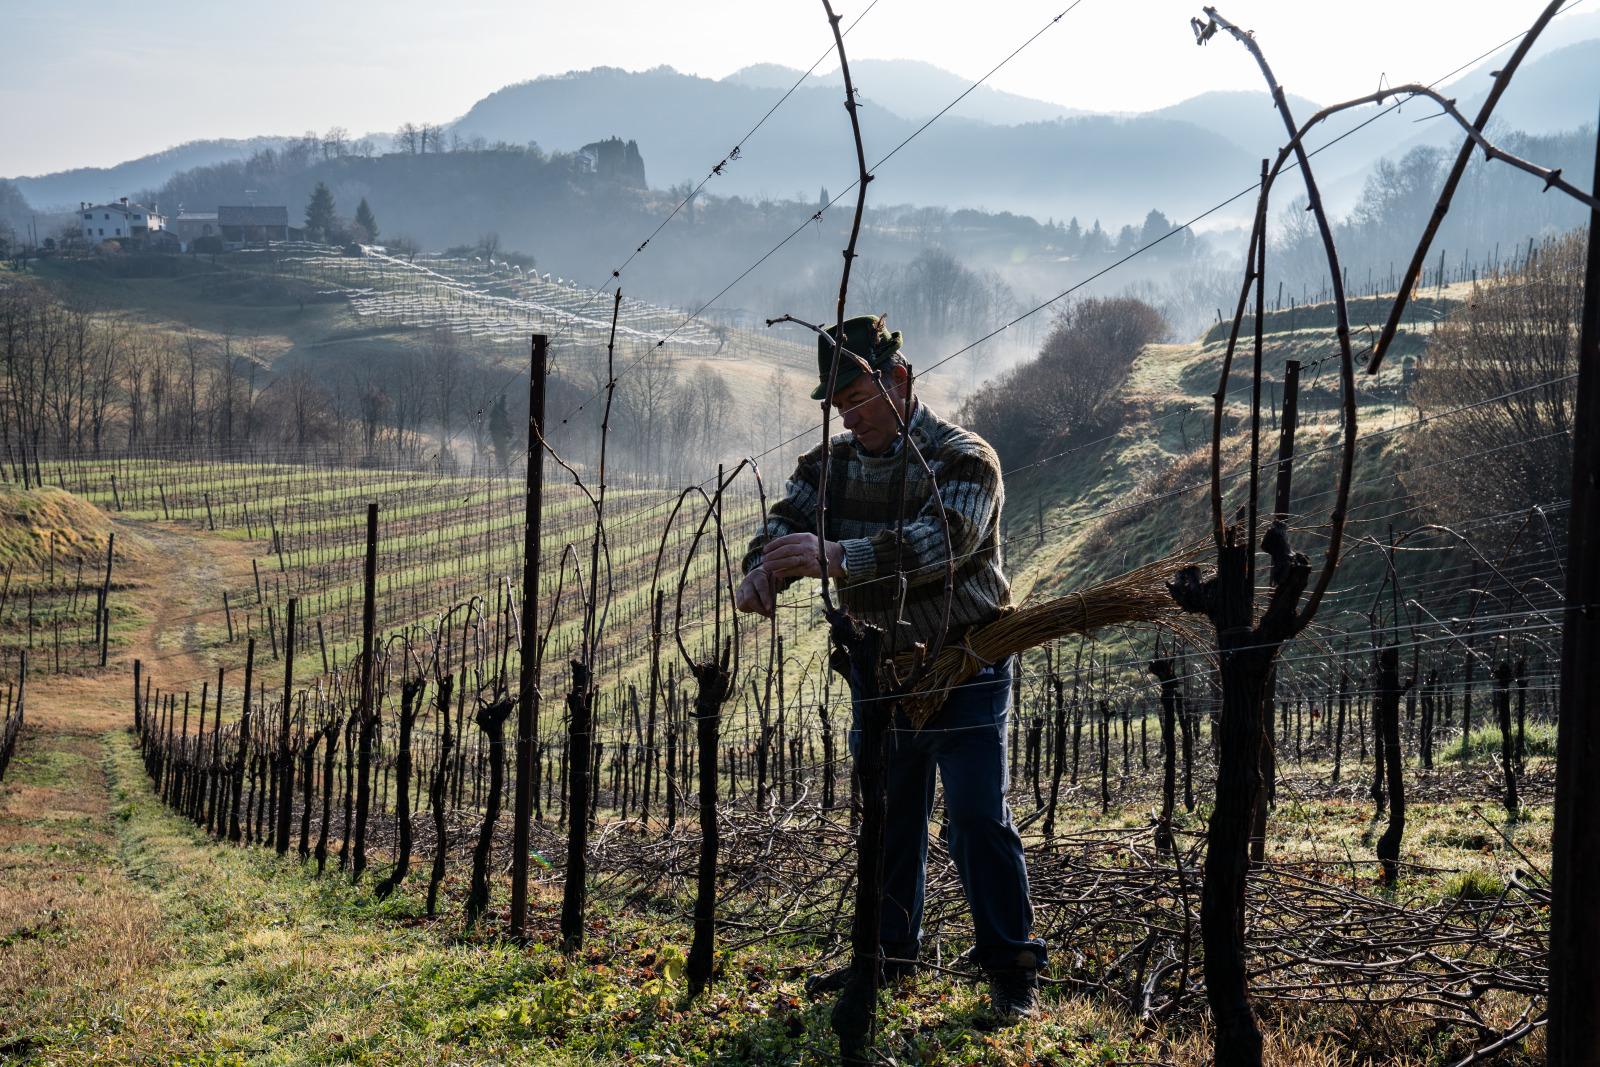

{"left": 54, "top": 135, "right": 644, "bottom": 258}
{"left": 75, "top": 197, "right": 292, "bottom": 253}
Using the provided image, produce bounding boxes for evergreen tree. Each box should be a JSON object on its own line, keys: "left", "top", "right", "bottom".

{"left": 354, "top": 198, "right": 379, "bottom": 242}
{"left": 305, "top": 182, "right": 336, "bottom": 241}
{"left": 1085, "top": 219, "right": 1109, "bottom": 255}
{"left": 1140, "top": 209, "right": 1173, "bottom": 247}
{"left": 489, "top": 394, "right": 513, "bottom": 471}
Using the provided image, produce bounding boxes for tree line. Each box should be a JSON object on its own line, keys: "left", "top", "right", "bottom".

{"left": 0, "top": 276, "right": 751, "bottom": 482}
{"left": 1271, "top": 126, "right": 1598, "bottom": 295}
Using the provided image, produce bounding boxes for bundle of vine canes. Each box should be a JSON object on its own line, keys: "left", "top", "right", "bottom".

{"left": 896, "top": 551, "right": 1204, "bottom": 728}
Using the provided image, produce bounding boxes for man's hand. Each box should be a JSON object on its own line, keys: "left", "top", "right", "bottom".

{"left": 761, "top": 532, "right": 846, "bottom": 580}
{"left": 736, "top": 568, "right": 777, "bottom": 618}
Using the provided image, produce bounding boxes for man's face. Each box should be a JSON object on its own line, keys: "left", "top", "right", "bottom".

{"left": 830, "top": 365, "right": 908, "bottom": 454}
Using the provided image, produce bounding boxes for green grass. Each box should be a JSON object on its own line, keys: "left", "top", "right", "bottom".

{"left": 56, "top": 731, "right": 1187, "bottom": 1066}
{"left": 1443, "top": 867, "right": 1506, "bottom": 901}
{"left": 1445, "top": 722, "right": 1556, "bottom": 763}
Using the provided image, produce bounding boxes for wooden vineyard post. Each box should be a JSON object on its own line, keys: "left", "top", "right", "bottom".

{"left": 100, "top": 533, "right": 114, "bottom": 667}
{"left": 1273, "top": 360, "right": 1301, "bottom": 521}
{"left": 274, "top": 596, "right": 297, "bottom": 856}
{"left": 1514, "top": 658, "right": 1528, "bottom": 773}
{"left": 352, "top": 503, "right": 378, "bottom": 881}
{"left": 1548, "top": 109, "right": 1600, "bottom": 1067}
{"left": 208, "top": 670, "right": 224, "bottom": 836}
{"left": 193, "top": 682, "right": 209, "bottom": 824}
{"left": 1099, "top": 697, "right": 1111, "bottom": 815}
{"left": 510, "top": 333, "right": 546, "bottom": 940}
{"left": 665, "top": 717, "right": 676, "bottom": 832}
{"left": 559, "top": 660, "right": 594, "bottom": 948}
{"left": 230, "top": 638, "right": 255, "bottom": 843}
{"left": 1149, "top": 652, "right": 1180, "bottom": 852}
{"left": 640, "top": 591, "right": 663, "bottom": 826}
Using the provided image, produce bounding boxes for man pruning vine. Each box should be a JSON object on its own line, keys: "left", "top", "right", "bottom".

{"left": 735, "top": 315, "right": 1046, "bottom": 1023}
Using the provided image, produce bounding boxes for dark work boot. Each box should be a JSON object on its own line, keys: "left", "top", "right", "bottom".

{"left": 984, "top": 965, "right": 1039, "bottom": 1024}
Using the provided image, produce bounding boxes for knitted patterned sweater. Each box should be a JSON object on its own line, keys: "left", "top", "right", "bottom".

{"left": 741, "top": 402, "right": 1011, "bottom": 652}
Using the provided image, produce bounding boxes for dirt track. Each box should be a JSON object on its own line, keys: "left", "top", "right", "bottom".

{"left": 0, "top": 519, "right": 255, "bottom": 1058}
{"left": 19, "top": 520, "right": 256, "bottom": 736}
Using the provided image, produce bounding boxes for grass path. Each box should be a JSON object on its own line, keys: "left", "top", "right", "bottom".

{"left": 0, "top": 518, "right": 255, "bottom": 1061}
{"left": 0, "top": 515, "right": 524, "bottom": 1064}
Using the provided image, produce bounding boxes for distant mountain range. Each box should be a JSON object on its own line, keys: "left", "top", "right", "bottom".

{"left": 449, "top": 35, "right": 1600, "bottom": 224}
{"left": 1386, "top": 38, "right": 1600, "bottom": 156}
{"left": 724, "top": 58, "right": 1093, "bottom": 126}
{"left": 6, "top": 14, "right": 1599, "bottom": 227}
{"left": 453, "top": 63, "right": 1259, "bottom": 224}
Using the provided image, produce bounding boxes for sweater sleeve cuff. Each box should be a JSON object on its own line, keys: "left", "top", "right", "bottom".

{"left": 841, "top": 537, "right": 877, "bottom": 586}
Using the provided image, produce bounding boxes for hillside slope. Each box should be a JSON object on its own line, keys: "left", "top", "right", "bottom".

{"left": 1001, "top": 293, "right": 1446, "bottom": 619}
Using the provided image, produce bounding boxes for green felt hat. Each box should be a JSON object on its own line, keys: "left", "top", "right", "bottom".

{"left": 812, "top": 315, "right": 903, "bottom": 400}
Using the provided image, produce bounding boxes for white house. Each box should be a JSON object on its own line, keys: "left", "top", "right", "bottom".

{"left": 79, "top": 198, "right": 165, "bottom": 243}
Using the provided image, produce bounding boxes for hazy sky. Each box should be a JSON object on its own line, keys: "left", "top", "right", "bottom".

{"left": 1, "top": 0, "right": 1585, "bottom": 177}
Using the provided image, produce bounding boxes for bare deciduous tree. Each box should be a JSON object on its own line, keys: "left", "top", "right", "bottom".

{"left": 959, "top": 296, "right": 1167, "bottom": 465}
{"left": 1407, "top": 230, "right": 1585, "bottom": 537}
{"left": 430, "top": 329, "right": 463, "bottom": 468}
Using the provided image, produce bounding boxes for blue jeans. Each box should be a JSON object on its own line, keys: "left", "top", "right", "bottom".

{"left": 848, "top": 656, "right": 1047, "bottom": 971}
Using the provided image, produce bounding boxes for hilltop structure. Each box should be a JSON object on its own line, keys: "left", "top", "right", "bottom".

{"left": 577, "top": 137, "right": 646, "bottom": 187}
{"left": 78, "top": 197, "right": 163, "bottom": 243}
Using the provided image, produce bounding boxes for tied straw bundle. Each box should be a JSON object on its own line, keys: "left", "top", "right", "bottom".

{"left": 894, "top": 551, "right": 1201, "bottom": 728}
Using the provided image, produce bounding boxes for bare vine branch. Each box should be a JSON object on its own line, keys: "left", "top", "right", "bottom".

{"left": 813, "top": 0, "right": 875, "bottom": 615}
